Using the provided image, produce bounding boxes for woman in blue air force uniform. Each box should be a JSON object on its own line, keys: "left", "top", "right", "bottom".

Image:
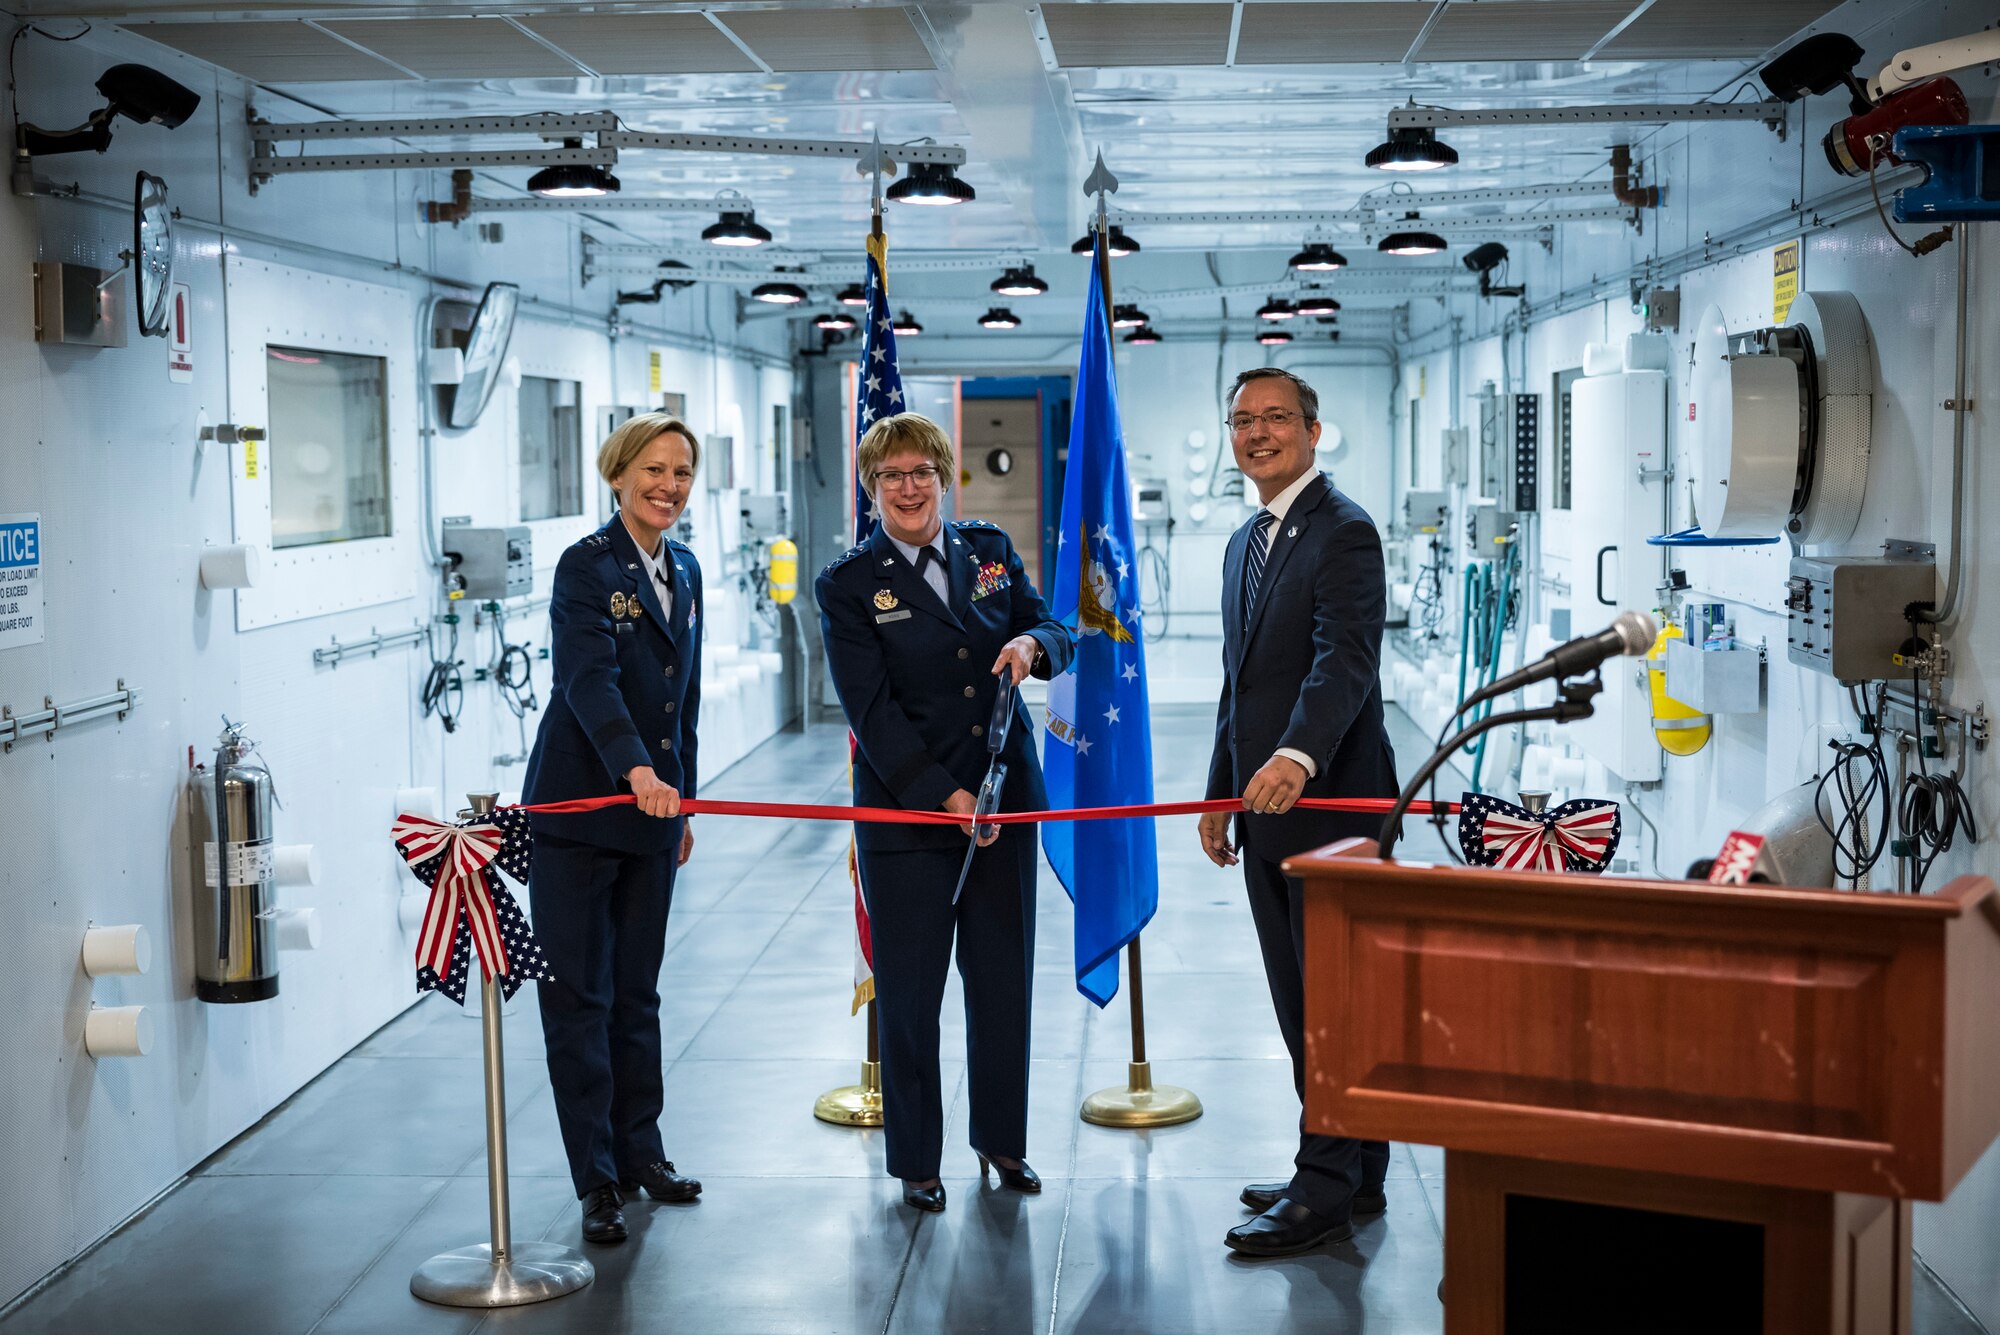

{"left": 520, "top": 412, "right": 705, "bottom": 1247}
{"left": 817, "top": 411, "right": 1075, "bottom": 1214}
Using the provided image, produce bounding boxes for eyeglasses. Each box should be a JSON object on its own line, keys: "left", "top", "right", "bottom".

{"left": 1227, "top": 410, "right": 1308, "bottom": 434}
{"left": 872, "top": 465, "right": 942, "bottom": 489}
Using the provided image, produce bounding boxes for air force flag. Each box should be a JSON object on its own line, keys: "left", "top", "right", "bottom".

{"left": 1043, "top": 248, "right": 1156, "bottom": 1007}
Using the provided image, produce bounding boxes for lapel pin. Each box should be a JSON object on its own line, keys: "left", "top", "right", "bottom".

{"left": 874, "top": 589, "right": 899, "bottom": 610}
{"left": 610, "top": 591, "right": 628, "bottom": 618}
{"left": 1287, "top": 526, "right": 1298, "bottom": 538}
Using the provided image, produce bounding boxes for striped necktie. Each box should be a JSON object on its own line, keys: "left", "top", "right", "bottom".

{"left": 1243, "top": 510, "right": 1276, "bottom": 627}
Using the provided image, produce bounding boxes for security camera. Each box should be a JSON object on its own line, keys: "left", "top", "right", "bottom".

{"left": 1759, "top": 33, "right": 1870, "bottom": 110}
{"left": 14, "top": 63, "right": 202, "bottom": 159}
{"left": 1758, "top": 29, "right": 1988, "bottom": 176}
{"left": 1462, "top": 242, "right": 1523, "bottom": 299}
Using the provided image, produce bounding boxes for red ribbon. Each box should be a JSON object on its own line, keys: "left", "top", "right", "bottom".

{"left": 391, "top": 814, "right": 510, "bottom": 982}
{"left": 516, "top": 795, "right": 1457, "bottom": 824}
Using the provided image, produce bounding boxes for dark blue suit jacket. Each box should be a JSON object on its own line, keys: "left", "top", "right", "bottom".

{"left": 1206, "top": 473, "right": 1398, "bottom": 860}
{"left": 521, "top": 515, "right": 701, "bottom": 855}
{"left": 817, "top": 519, "right": 1075, "bottom": 853}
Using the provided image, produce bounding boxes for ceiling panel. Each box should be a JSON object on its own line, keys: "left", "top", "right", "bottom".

{"left": 712, "top": 7, "right": 935, "bottom": 72}
{"left": 1598, "top": 0, "right": 1843, "bottom": 58}
{"left": 1233, "top": 3, "right": 1435, "bottom": 65}
{"left": 515, "top": 13, "right": 759, "bottom": 76}
{"left": 130, "top": 20, "right": 410, "bottom": 82}
{"left": 1039, "top": 3, "right": 1234, "bottom": 67}
{"left": 320, "top": 17, "right": 583, "bottom": 79}
{"left": 1414, "top": 0, "right": 1640, "bottom": 62}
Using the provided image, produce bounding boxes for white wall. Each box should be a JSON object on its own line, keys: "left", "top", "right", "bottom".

{"left": 0, "top": 24, "right": 796, "bottom": 1306}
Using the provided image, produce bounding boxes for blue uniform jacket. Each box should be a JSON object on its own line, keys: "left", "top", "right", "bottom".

{"left": 521, "top": 514, "right": 701, "bottom": 855}
{"left": 1206, "top": 473, "right": 1398, "bottom": 860}
{"left": 817, "top": 519, "right": 1075, "bottom": 854}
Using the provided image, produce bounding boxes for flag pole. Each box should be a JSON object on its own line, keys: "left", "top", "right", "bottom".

{"left": 1076, "top": 151, "right": 1201, "bottom": 1130}
{"left": 815, "top": 135, "right": 896, "bottom": 1131}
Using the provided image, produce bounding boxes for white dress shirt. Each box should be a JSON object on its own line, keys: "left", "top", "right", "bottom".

{"left": 888, "top": 528, "right": 950, "bottom": 603}
{"left": 635, "top": 533, "right": 675, "bottom": 623}
{"left": 1252, "top": 468, "right": 1323, "bottom": 781}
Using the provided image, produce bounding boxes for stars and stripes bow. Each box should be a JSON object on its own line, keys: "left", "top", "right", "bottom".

{"left": 391, "top": 806, "right": 553, "bottom": 1005}
{"left": 1456, "top": 791, "right": 1622, "bottom": 874}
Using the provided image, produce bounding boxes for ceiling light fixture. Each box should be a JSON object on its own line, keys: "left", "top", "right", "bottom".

{"left": 702, "top": 209, "right": 773, "bottom": 247}
{"left": 527, "top": 143, "right": 621, "bottom": 198}
{"left": 1124, "top": 326, "right": 1162, "bottom": 346}
{"left": 815, "top": 310, "right": 858, "bottom": 331}
{"left": 1111, "top": 303, "right": 1150, "bottom": 328}
{"left": 836, "top": 283, "right": 868, "bottom": 307}
{"left": 751, "top": 280, "right": 808, "bottom": 305}
{"left": 1256, "top": 329, "right": 1294, "bottom": 346}
{"left": 978, "top": 307, "right": 1021, "bottom": 330}
{"left": 1365, "top": 125, "right": 1459, "bottom": 172}
{"left": 1256, "top": 297, "right": 1297, "bottom": 321}
{"left": 892, "top": 310, "right": 923, "bottom": 336}
{"left": 1288, "top": 242, "right": 1348, "bottom": 271}
{"left": 1378, "top": 214, "right": 1448, "bottom": 256}
{"left": 1072, "top": 226, "right": 1140, "bottom": 257}
{"left": 1293, "top": 293, "right": 1341, "bottom": 316}
{"left": 885, "top": 160, "right": 976, "bottom": 206}
{"left": 991, "top": 265, "right": 1049, "bottom": 297}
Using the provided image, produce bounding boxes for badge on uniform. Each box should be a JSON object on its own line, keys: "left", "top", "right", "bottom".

{"left": 874, "top": 589, "right": 899, "bottom": 611}
{"left": 610, "top": 591, "right": 628, "bottom": 618}
{"left": 971, "top": 560, "right": 1010, "bottom": 602}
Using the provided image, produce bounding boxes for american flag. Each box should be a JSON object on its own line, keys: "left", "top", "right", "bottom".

{"left": 394, "top": 805, "right": 554, "bottom": 1006}
{"left": 844, "top": 228, "right": 904, "bottom": 1012}
{"left": 1456, "top": 791, "right": 1621, "bottom": 874}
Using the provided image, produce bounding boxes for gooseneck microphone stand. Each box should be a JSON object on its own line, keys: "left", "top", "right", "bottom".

{"left": 1377, "top": 675, "right": 1604, "bottom": 859}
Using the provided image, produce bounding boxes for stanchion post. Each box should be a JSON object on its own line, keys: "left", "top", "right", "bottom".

{"left": 1081, "top": 933, "right": 1202, "bottom": 1127}
{"left": 411, "top": 793, "right": 594, "bottom": 1309}
{"left": 814, "top": 996, "right": 885, "bottom": 1127}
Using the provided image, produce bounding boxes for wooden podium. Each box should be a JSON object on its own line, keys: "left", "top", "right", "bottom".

{"left": 1286, "top": 839, "right": 2000, "bottom": 1334}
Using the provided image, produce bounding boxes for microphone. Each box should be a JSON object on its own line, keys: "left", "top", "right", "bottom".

{"left": 1460, "top": 611, "right": 1658, "bottom": 713}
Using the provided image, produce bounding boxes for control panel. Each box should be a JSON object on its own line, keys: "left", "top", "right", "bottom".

{"left": 441, "top": 521, "right": 532, "bottom": 600}
{"left": 1479, "top": 392, "right": 1540, "bottom": 512}
{"left": 1784, "top": 546, "right": 1936, "bottom": 680}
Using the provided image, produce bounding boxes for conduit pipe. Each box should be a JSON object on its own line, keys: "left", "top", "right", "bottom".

{"left": 1610, "top": 145, "right": 1661, "bottom": 209}
{"left": 422, "top": 169, "right": 476, "bottom": 225}
{"left": 1918, "top": 222, "right": 1973, "bottom": 627}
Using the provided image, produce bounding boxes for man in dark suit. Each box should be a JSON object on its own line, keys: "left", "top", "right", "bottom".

{"left": 1200, "top": 367, "right": 1399, "bottom": 1258}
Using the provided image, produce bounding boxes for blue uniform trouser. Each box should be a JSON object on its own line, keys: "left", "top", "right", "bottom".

{"left": 859, "top": 824, "right": 1037, "bottom": 1182}
{"left": 1242, "top": 849, "right": 1392, "bottom": 1218}
{"left": 529, "top": 830, "right": 680, "bottom": 1197}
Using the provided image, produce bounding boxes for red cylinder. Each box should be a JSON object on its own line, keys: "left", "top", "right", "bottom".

{"left": 1824, "top": 77, "right": 1970, "bottom": 176}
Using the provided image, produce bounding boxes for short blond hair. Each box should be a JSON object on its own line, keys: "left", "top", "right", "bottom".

{"left": 857, "top": 412, "right": 954, "bottom": 494}
{"left": 597, "top": 413, "right": 700, "bottom": 486}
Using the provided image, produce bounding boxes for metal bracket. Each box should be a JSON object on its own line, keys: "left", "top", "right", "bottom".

{"left": 0, "top": 680, "right": 142, "bottom": 753}
{"left": 314, "top": 623, "right": 428, "bottom": 669}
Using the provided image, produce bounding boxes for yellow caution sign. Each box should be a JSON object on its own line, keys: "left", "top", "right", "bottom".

{"left": 1772, "top": 240, "right": 1801, "bottom": 323}
{"left": 768, "top": 536, "right": 798, "bottom": 605}
{"left": 1647, "top": 622, "right": 1712, "bottom": 757}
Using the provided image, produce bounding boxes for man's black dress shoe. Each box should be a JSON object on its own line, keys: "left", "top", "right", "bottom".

{"left": 1241, "top": 1182, "right": 1386, "bottom": 1215}
{"left": 580, "top": 1185, "right": 627, "bottom": 1245}
{"left": 620, "top": 1161, "right": 702, "bottom": 1203}
{"left": 902, "top": 1181, "right": 947, "bottom": 1213}
{"left": 1223, "top": 1198, "right": 1352, "bottom": 1257}
{"left": 976, "top": 1154, "right": 1042, "bottom": 1193}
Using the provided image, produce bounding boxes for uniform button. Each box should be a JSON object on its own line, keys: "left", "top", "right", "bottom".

{"left": 660, "top": 739, "right": 670, "bottom": 748}
{"left": 664, "top": 702, "right": 675, "bottom": 713}
{"left": 957, "top": 648, "right": 969, "bottom": 660}
{"left": 963, "top": 686, "right": 976, "bottom": 698}
{"left": 972, "top": 725, "right": 984, "bottom": 737}
{"left": 665, "top": 665, "right": 675, "bottom": 678}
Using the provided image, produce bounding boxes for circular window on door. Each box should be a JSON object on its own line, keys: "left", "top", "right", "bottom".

{"left": 985, "top": 447, "right": 1014, "bottom": 477}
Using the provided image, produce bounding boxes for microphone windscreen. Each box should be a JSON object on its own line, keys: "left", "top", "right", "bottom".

{"left": 1613, "top": 610, "right": 1660, "bottom": 655}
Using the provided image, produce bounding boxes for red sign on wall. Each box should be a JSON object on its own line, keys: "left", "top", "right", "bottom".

{"left": 168, "top": 282, "right": 193, "bottom": 384}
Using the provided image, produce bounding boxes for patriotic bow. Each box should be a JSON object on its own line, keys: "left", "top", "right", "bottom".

{"left": 391, "top": 806, "right": 553, "bottom": 1005}
{"left": 1456, "top": 792, "right": 1621, "bottom": 874}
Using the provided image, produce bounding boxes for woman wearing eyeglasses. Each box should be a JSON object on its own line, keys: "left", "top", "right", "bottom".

{"left": 816, "top": 412, "right": 1074, "bottom": 1213}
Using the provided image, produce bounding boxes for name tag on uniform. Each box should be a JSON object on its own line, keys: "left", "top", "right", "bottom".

{"left": 875, "top": 608, "right": 912, "bottom": 624}
{"left": 615, "top": 622, "right": 635, "bottom": 635}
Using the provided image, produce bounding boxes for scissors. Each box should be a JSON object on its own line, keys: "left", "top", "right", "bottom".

{"left": 952, "top": 672, "right": 1015, "bottom": 903}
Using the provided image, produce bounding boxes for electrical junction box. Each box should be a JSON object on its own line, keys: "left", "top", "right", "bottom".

{"left": 1470, "top": 507, "right": 1522, "bottom": 550}
{"left": 1479, "top": 393, "right": 1540, "bottom": 512}
{"left": 1663, "top": 639, "right": 1765, "bottom": 714}
{"left": 1404, "top": 489, "right": 1448, "bottom": 532}
{"left": 1131, "top": 477, "right": 1170, "bottom": 523}
{"left": 441, "top": 521, "right": 531, "bottom": 599}
{"left": 740, "top": 493, "right": 788, "bottom": 535}
{"left": 1441, "top": 426, "right": 1470, "bottom": 488}
{"left": 1785, "top": 546, "right": 1936, "bottom": 681}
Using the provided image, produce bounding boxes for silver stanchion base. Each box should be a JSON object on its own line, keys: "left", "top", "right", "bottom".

{"left": 410, "top": 1242, "right": 594, "bottom": 1308}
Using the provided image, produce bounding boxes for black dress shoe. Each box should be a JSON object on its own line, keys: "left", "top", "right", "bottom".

{"left": 976, "top": 1153, "right": 1042, "bottom": 1193}
{"left": 620, "top": 1160, "right": 702, "bottom": 1203}
{"left": 902, "top": 1180, "right": 947, "bottom": 1213}
{"left": 1241, "top": 1182, "right": 1386, "bottom": 1215}
{"left": 580, "top": 1185, "right": 627, "bottom": 1245}
{"left": 1224, "top": 1198, "right": 1352, "bottom": 1258}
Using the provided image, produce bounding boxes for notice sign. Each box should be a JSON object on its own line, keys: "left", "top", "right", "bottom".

{"left": 0, "top": 513, "right": 44, "bottom": 650}
{"left": 1772, "top": 240, "right": 1801, "bottom": 323}
{"left": 168, "top": 282, "right": 194, "bottom": 383}
{"left": 649, "top": 349, "right": 662, "bottom": 393}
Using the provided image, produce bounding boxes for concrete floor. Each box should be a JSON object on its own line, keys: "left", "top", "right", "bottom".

{"left": 2, "top": 701, "right": 1985, "bottom": 1334}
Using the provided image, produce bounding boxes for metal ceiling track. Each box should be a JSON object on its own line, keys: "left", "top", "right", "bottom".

{"left": 1110, "top": 181, "right": 1614, "bottom": 226}
{"left": 1387, "top": 101, "right": 1787, "bottom": 134}
{"left": 248, "top": 113, "right": 966, "bottom": 188}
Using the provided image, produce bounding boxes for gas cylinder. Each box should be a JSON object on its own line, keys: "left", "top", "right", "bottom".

{"left": 1646, "top": 624, "right": 1712, "bottom": 757}
{"left": 768, "top": 535, "right": 798, "bottom": 605}
{"left": 187, "top": 720, "right": 280, "bottom": 1002}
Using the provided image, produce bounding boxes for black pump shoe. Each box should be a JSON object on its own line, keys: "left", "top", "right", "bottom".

{"left": 580, "top": 1185, "right": 627, "bottom": 1245}
{"left": 902, "top": 1180, "right": 948, "bottom": 1213}
{"left": 976, "top": 1153, "right": 1042, "bottom": 1193}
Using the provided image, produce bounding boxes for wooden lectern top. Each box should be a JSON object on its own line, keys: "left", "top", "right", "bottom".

{"left": 1286, "top": 839, "right": 2000, "bottom": 1202}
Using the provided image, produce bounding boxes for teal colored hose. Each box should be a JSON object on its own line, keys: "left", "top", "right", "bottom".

{"left": 1467, "top": 544, "right": 1520, "bottom": 789}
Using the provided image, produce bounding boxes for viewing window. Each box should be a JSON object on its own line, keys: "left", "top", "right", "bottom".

{"left": 267, "top": 345, "right": 391, "bottom": 549}
{"left": 520, "top": 376, "right": 583, "bottom": 521}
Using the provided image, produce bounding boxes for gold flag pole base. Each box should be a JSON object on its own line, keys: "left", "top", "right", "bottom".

{"left": 813, "top": 1059, "right": 885, "bottom": 1128}
{"left": 1080, "top": 1060, "right": 1203, "bottom": 1129}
